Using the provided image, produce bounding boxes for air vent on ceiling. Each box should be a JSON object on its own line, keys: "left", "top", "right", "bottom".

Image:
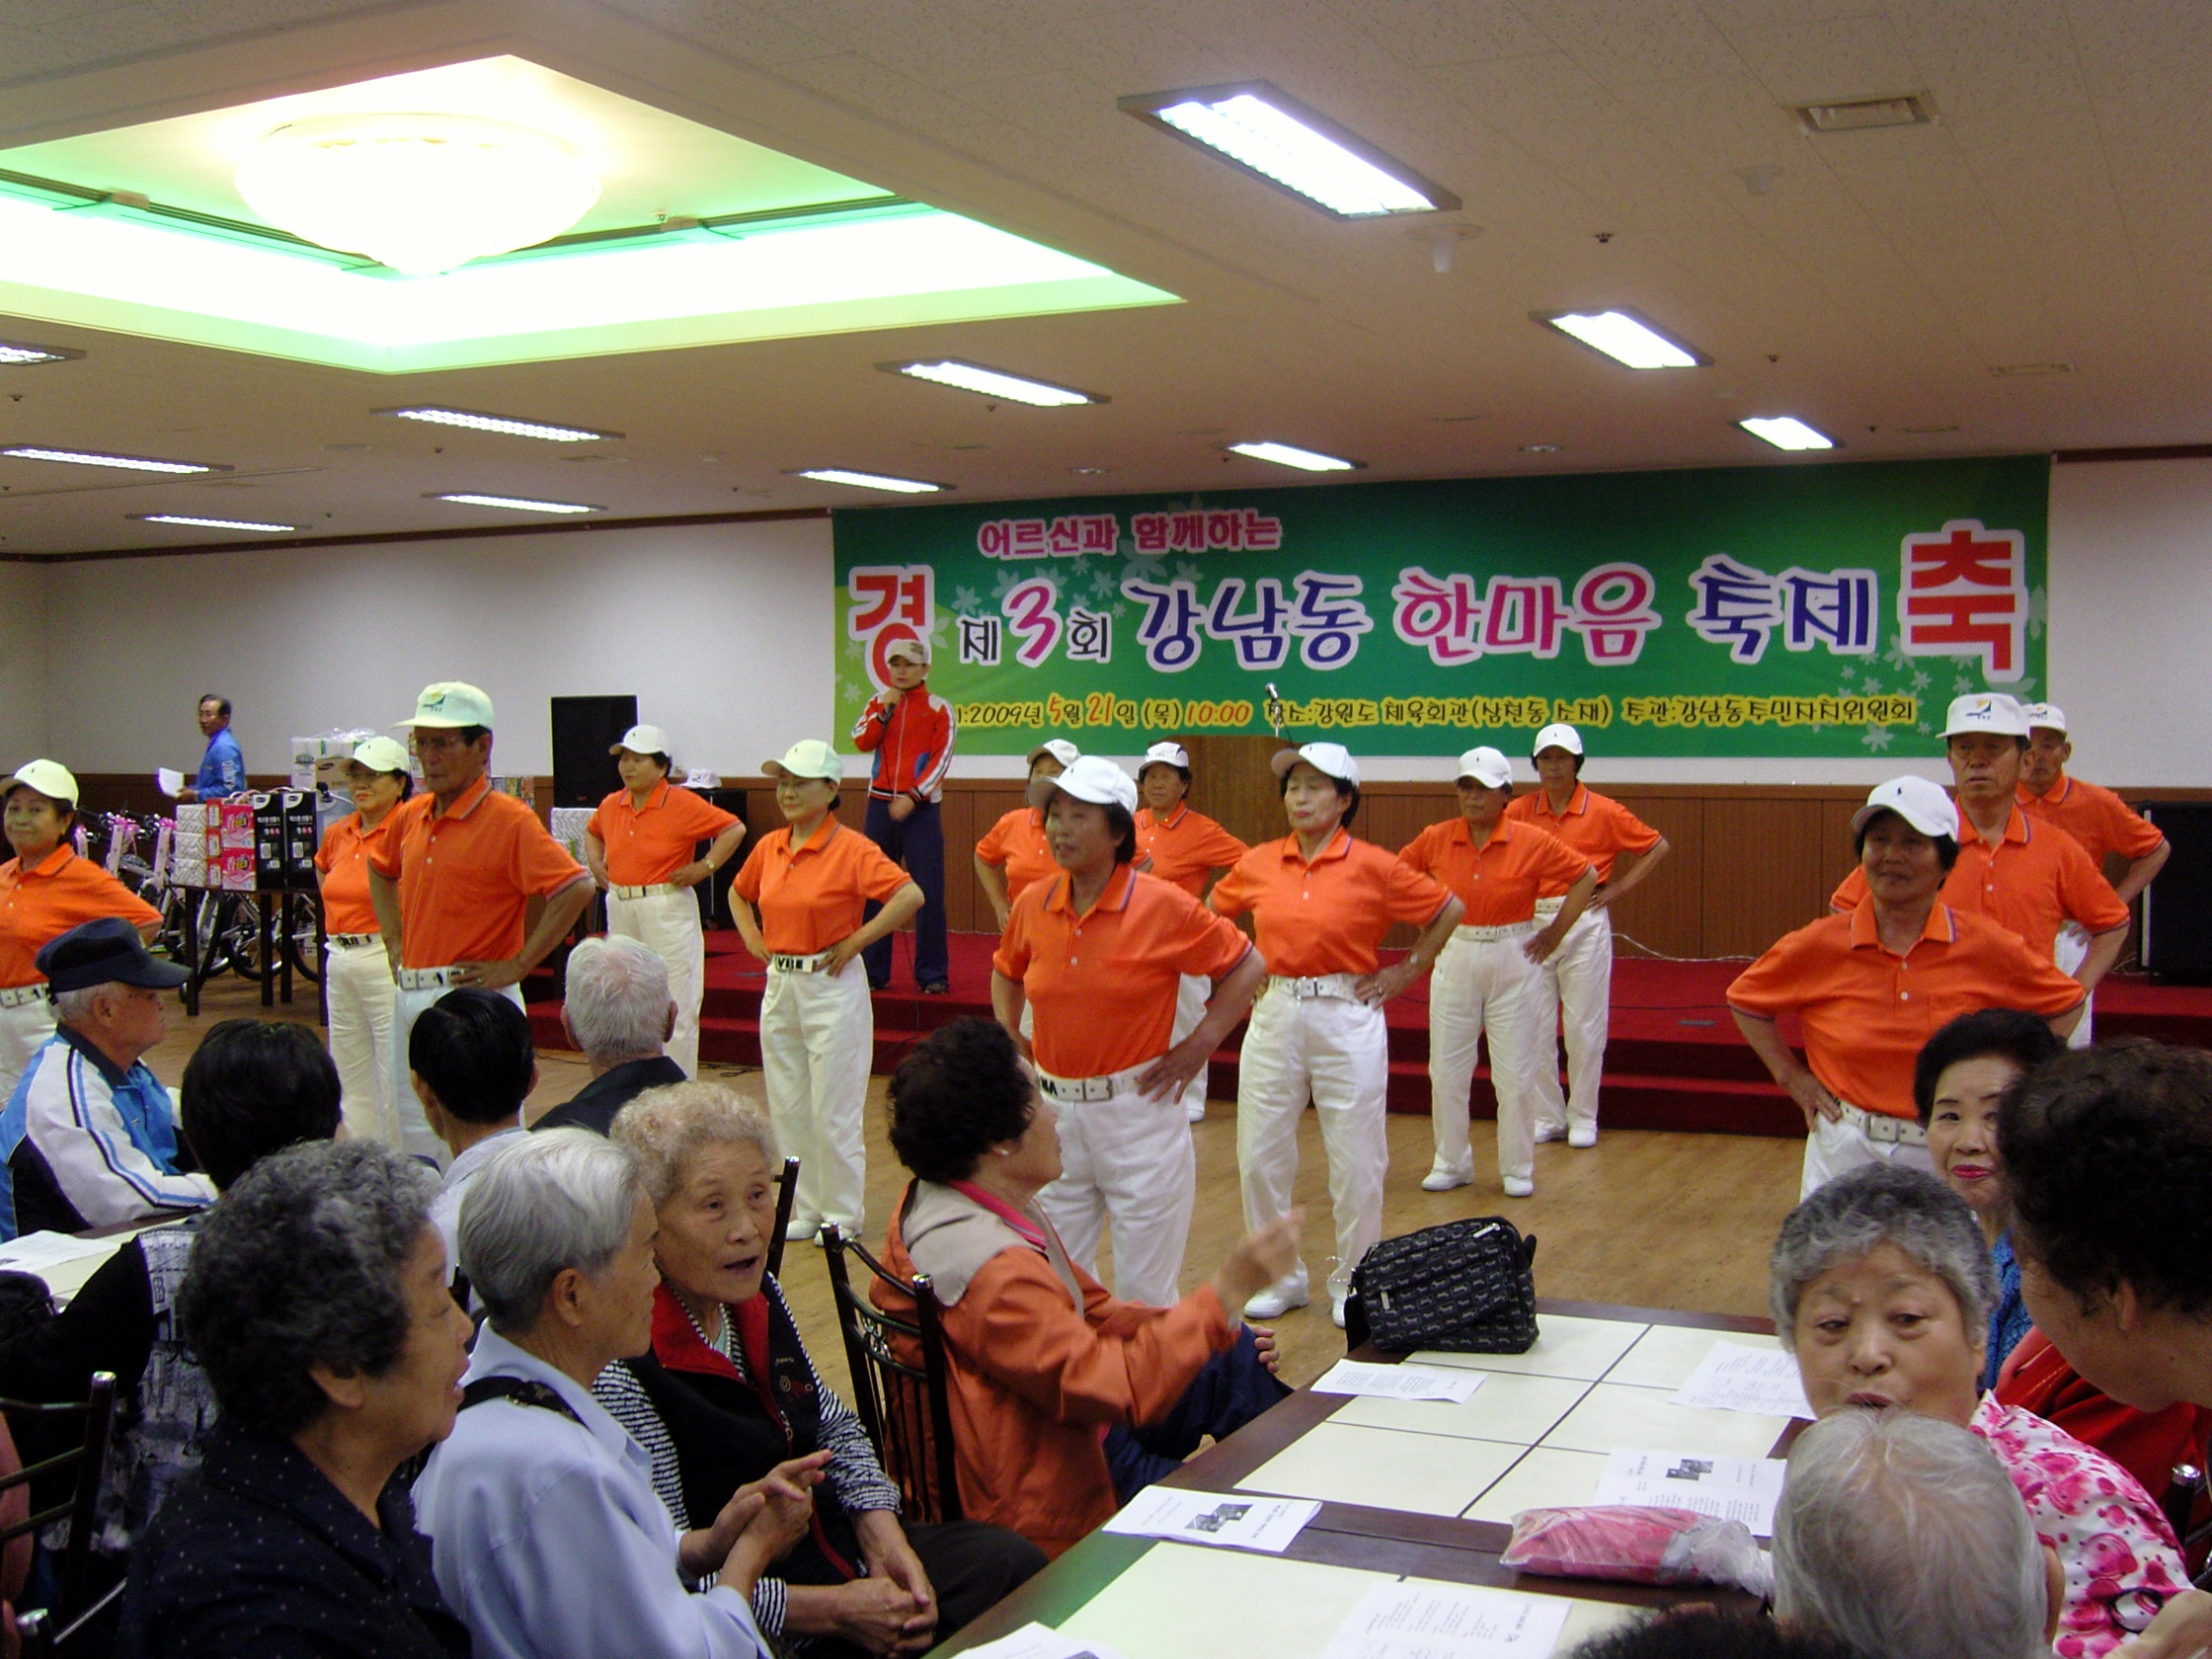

{"left": 1792, "top": 94, "right": 1935, "bottom": 134}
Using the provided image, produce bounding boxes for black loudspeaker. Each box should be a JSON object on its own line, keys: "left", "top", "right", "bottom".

{"left": 550, "top": 695, "right": 638, "bottom": 809}
{"left": 695, "top": 788, "right": 749, "bottom": 927}
{"left": 2141, "top": 803, "right": 2212, "bottom": 982}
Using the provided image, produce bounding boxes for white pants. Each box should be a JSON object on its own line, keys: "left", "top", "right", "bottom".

{"left": 2056, "top": 923, "right": 2093, "bottom": 1049}
{"left": 1427, "top": 932, "right": 1546, "bottom": 1185}
{"left": 759, "top": 961, "right": 873, "bottom": 1233}
{"left": 1529, "top": 904, "right": 1612, "bottom": 1134}
{"left": 1171, "top": 973, "right": 1211, "bottom": 1118}
{"left": 0, "top": 998, "right": 57, "bottom": 1106}
{"left": 1038, "top": 1069, "right": 1195, "bottom": 1307}
{"left": 391, "top": 981, "right": 527, "bottom": 1165}
{"left": 325, "top": 942, "right": 399, "bottom": 1147}
{"left": 1237, "top": 989, "right": 1389, "bottom": 1304}
{"left": 1799, "top": 1111, "right": 1935, "bottom": 1199}
{"left": 608, "top": 889, "right": 706, "bottom": 1076}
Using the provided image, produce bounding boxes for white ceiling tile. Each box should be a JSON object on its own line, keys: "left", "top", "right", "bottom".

{"left": 1723, "top": 15, "right": 1924, "bottom": 104}
{"left": 1528, "top": 0, "right": 1748, "bottom": 87}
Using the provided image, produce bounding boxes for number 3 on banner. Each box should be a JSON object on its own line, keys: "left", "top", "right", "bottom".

{"left": 1003, "top": 578, "right": 1062, "bottom": 667}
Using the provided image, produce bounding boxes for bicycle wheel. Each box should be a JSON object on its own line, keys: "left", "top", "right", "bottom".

{"left": 286, "top": 910, "right": 323, "bottom": 985}
{"left": 221, "top": 897, "right": 273, "bottom": 984}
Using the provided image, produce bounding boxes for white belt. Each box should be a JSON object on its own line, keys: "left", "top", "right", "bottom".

{"left": 1035, "top": 1061, "right": 1156, "bottom": 1103}
{"left": 610, "top": 883, "right": 683, "bottom": 900}
{"left": 769, "top": 950, "right": 836, "bottom": 975}
{"left": 1836, "top": 1102, "right": 1927, "bottom": 1147}
{"left": 328, "top": 933, "right": 379, "bottom": 949}
{"left": 0, "top": 986, "right": 50, "bottom": 1009}
{"left": 1455, "top": 920, "right": 1539, "bottom": 943}
{"left": 1266, "top": 973, "right": 1361, "bottom": 1002}
{"left": 398, "top": 966, "right": 465, "bottom": 990}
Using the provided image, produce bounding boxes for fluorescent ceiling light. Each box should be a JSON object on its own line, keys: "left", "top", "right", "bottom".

{"left": 792, "top": 468, "right": 947, "bottom": 494}
{"left": 0, "top": 340, "right": 81, "bottom": 364}
{"left": 1, "top": 444, "right": 223, "bottom": 474}
{"left": 429, "top": 491, "right": 599, "bottom": 514}
{"left": 376, "top": 406, "right": 620, "bottom": 442}
{"left": 134, "top": 513, "right": 296, "bottom": 532}
{"left": 885, "top": 359, "right": 1101, "bottom": 408}
{"left": 1226, "top": 440, "right": 1361, "bottom": 473}
{"left": 1121, "top": 82, "right": 1458, "bottom": 219}
{"left": 1738, "top": 416, "right": 1837, "bottom": 451}
{"left": 1540, "top": 310, "right": 1705, "bottom": 369}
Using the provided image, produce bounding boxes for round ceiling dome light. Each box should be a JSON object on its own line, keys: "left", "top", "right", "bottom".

{"left": 235, "top": 113, "right": 601, "bottom": 276}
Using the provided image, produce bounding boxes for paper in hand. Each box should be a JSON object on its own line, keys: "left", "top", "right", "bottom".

{"left": 156, "top": 768, "right": 186, "bottom": 798}
{"left": 1591, "top": 1450, "right": 1787, "bottom": 1536}
{"left": 1669, "top": 1340, "right": 1812, "bottom": 1419}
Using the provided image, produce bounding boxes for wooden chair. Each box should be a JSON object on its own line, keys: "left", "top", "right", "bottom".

{"left": 763, "top": 1156, "right": 800, "bottom": 1280}
{"left": 0, "top": 1373, "right": 118, "bottom": 1649}
{"left": 820, "top": 1226, "right": 962, "bottom": 1524}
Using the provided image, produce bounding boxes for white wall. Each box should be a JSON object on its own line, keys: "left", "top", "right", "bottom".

{"left": 0, "top": 564, "right": 49, "bottom": 764}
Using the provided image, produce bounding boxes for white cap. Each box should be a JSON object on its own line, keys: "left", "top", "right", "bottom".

{"left": 1270, "top": 742, "right": 1361, "bottom": 788}
{"left": 1940, "top": 692, "right": 2029, "bottom": 739}
{"left": 1852, "top": 775, "right": 1960, "bottom": 839}
{"left": 884, "top": 636, "right": 930, "bottom": 666}
{"left": 762, "top": 740, "right": 842, "bottom": 782}
{"left": 1455, "top": 747, "right": 1513, "bottom": 789}
{"left": 6, "top": 759, "right": 78, "bottom": 808}
{"left": 350, "top": 737, "right": 412, "bottom": 774}
{"left": 1139, "top": 741, "right": 1191, "bottom": 774}
{"left": 611, "top": 724, "right": 672, "bottom": 757}
{"left": 397, "top": 681, "right": 495, "bottom": 730}
{"left": 1027, "top": 754, "right": 1138, "bottom": 814}
{"left": 1026, "top": 740, "right": 1082, "bottom": 771}
{"left": 1532, "top": 722, "right": 1584, "bottom": 758}
{"left": 2021, "top": 702, "right": 2068, "bottom": 735}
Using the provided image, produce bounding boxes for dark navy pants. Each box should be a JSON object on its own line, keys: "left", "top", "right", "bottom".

{"left": 1104, "top": 1326, "right": 1293, "bottom": 1502}
{"left": 861, "top": 795, "right": 948, "bottom": 989}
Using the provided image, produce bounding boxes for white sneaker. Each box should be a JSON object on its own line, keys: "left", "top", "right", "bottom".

{"left": 1567, "top": 1124, "right": 1598, "bottom": 1148}
{"left": 1421, "top": 1169, "right": 1471, "bottom": 1192}
{"left": 785, "top": 1218, "right": 823, "bottom": 1243}
{"left": 1243, "top": 1284, "right": 1309, "bottom": 1319}
{"left": 1331, "top": 1298, "right": 1348, "bottom": 1330}
{"left": 1502, "top": 1176, "right": 1535, "bottom": 1198}
{"left": 1187, "top": 1102, "right": 1206, "bottom": 1123}
{"left": 1533, "top": 1124, "right": 1566, "bottom": 1145}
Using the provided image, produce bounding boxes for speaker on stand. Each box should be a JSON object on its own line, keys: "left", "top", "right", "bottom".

{"left": 2140, "top": 802, "right": 2212, "bottom": 982}
{"left": 550, "top": 696, "right": 639, "bottom": 809}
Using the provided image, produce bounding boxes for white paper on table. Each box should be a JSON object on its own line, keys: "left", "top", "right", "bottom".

{"left": 156, "top": 767, "right": 186, "bottom": 797}
{"left": 1591, "top": 1449, "right": 1787, "bottom": 1535}
{"left": 1311, "top": 1359, "right": 1486, "bottom": 1403}
{"left": 1100, "top": 1487, "right": 1321, "bottom": 1553}
{"left": 1320, "top": 1581, "right": 1572, "bottom": 1659}
{"left": 1669, "top": 1340, "right": 1812, "bottom": 1419}
{"left": 0, "top": 1231, "right": 114, "bottom": 1276}
{"left": 956, "top": 1620, "right": 1130, "bottom": 1659}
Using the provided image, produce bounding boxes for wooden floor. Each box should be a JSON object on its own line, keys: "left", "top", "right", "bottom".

{"left": 145, "top": 978, "right": 1805, "bottom": 1393}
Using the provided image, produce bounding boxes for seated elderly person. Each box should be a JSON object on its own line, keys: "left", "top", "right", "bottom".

{"left": 875, "top": 1017, "right": 1301, "bottom": 1558}
{"left": 0, "top": 917, "right": 213, "bottom": 1239}
{"left": 1772, "top": 1162, "right": 2186, "bottom": 1658}
{"left": 0, "top": 1019, "right": 342, "bottom": 1571}
{"left": 532, "top": 935, "right": 684, "bottom": 1137}
{"left": 1773, "top": 1406, "right": 2058, "bottom": 1659}
{"left": 113, "top": 1140, "right": 474, "bottom": 1659}
{"left": 413, "top": 1129, "right": 823, "bottom": 1659}
{"left": 594, "top": 1081, "right": 1046, "bottom": 1656}
{"left": 1568, "top": 1608, "right": 1862, "bottom": 1659}
{"left": 411, "top": 988, "right": 534, "bottom": 1270}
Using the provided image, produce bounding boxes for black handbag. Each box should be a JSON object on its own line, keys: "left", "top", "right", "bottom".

{"left": 1347, "top": 1217, "right": 1539, "bottom": 1354}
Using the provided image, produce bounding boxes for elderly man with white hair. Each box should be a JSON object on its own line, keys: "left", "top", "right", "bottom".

{"left": 412, "top": 1130, "right": 826, "bottom": 1659}
{"left": 534, "top": 936, "right": 685, "bottom": 1138}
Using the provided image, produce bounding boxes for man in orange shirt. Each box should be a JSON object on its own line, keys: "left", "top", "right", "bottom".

{"left": 1134, "top": 740, "right": 1250, "bottom": 1126}
{"left": 1732, "top": 776, "right": 2083, "bottom": 1197}
{"left": 366, "top": 682, "right": 594, "bottom": 1161}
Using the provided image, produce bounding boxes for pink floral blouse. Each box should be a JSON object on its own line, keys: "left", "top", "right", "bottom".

{"left": 1971, "top": 1394, "right": 2188, "bottom": 1659}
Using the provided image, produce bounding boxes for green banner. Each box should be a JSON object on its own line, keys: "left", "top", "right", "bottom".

{"left": 832, "top": 454, "right": 2048, "bottom": 756}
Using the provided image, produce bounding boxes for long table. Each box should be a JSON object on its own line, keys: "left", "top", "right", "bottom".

{"left": 934, "top": 1300, "right": 1802, "bottom": 1658}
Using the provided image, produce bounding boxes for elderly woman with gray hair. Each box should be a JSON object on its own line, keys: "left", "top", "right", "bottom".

{"left": 412, "top": 1130, "right": 824, "bottom": 1659}
{"left": 594, "top": 1081, "right": 1044, "bottom": 1658}
{"left": 1772, "top": 1163, "right": 2186, "bottom": 1659}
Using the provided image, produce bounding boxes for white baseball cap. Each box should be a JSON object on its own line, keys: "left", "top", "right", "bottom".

{"left": 397, "top": 681, "right": 495, "bottom": 730}
{"left": 1852, "top": 775, "right": 1960, "bottom": 839}
{"left": 762, "top": 740, "right": 842, "bottom": 782}
{"left": 1026, "top": 740, "right": 1082, "bottom": 771}
{"left": 349, "top": 737, "right": 413, "bottom": 775}
{"left": 1455, "top": 747, "right": 1513, "bottom": 789}
{"left": 2021, "top": 702, "right": 2068, "bottom": 735}
{"left": 1028, "top": 754, "right": 1138, "bottom": 814}
{"left": 1532, "top": 722, "right": 1584, "bottom": 758}
{"left": 1139, "top": 741, "right": 1191, "bottom": 774}
{"left": 1270, "top": 742, "right": 1361, "bottom": 788}
{"left": 6, "top": 759, "right": 78, "bottom": 808}
{"left": 1940, "top": 692, "right": 2029, "bottom": 740}
{"left": 884, "top": 636, "right": 931, "bottom": 666}
{"left": 611, "top": 724, "right": 672, "bottom": 758}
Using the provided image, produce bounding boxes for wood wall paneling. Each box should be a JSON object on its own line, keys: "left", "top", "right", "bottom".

{"left": 1602, "top": 793, "right": 1704, "bottom": 959}
{"left": 1699, "top": 797, "right": 1833, "bottom": 958}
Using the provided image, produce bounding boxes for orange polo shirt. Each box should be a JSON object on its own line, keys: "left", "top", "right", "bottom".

{"left": 2018, "top": 774, "right": 2166, "bottom": 868}
{"left": 1830, "top": 806, "right": 2129, "bottom": 959}
{"left": 0, "top": 846, "right": 160, "bottom": 988}
{"left": 1729, "top": 900, "right": 2083, "bottom": 1119}
{"left": 1504, "top": 784, "right": 1662, "bottom": 890}
{"left": 975, "top": 808, "right": 1059, "bottom": 905}
{"left": 1397, "top": 817, "right": 1594, "bottom": 928}
{"left": 586, "top": 781, "right": 740, "bottom": 887}
{"left": 993, "top": 864, "right": 1252, "bottom": 1078}
{"left": 313, "top": 810, "right": 408, "bottom": 936}
{"left": 1211, "top": 828, "right": 1451, "bottom": 979}
{"left": 366, "top": 777, "right": 585, "bottom": 969}
{"left": 731, "top": 818, "right": 911, "bottom": 955}
{"left": 1135, "top": 806, "right": 1248, "bottom": 899}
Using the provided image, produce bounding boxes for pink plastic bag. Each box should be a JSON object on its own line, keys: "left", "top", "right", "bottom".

{"left": 1502, "top": 1506, "right": 1772, "bottom": 1596}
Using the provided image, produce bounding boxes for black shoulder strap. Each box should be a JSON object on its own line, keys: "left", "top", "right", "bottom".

{"left": 460, "top": 1376, "right": 585, "bottom": 1426}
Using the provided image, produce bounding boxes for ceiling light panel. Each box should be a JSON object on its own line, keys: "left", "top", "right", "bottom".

{"left": 1738, "top": 417, "right": 1837, "bottom": 452}
{"left": 792, "top": 468, "right": 946, "bottom": 494}
{"left": 1120, "top": 82, "right": 1458, "bottom": 220}
{"left": 133, "top": 514, "right": 295, "bottom": 531}
{"left": 375, "top": 406, "right": 621, "bottom": 441}
{"left": 1227, "top": 440, "right": 1361, "bottom": 472}
{"left": 1539, "top": 309, "right": 1706, "bottom": 369}
{"left": 0, "top": 340, "right": 82, "bottom": 364}
{"left": 1, "top": 445, "right": 225, "bottom": 473}
{"left": 429, "top": 491, "right": 599, "bottom": 514}
{"left": 884, "top": 359, "right": 1102, "bottom": 408}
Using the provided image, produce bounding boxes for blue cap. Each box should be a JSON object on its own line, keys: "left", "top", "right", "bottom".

{"left": 37, "top": 916, "right": 190, "bottom": 993}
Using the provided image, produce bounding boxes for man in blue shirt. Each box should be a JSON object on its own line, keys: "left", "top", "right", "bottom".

{"left": 177, "top": 692, "right": 244, "bottom": 803}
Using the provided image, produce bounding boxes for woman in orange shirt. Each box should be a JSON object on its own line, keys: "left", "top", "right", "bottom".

{"left": 973, "top": 741, "right": 1078, "bottom": 933}
{"left": 1134, "top": 741, "right": 1249, "bottom": 1126}
{"left": 312, "top": 737, "right": 417, "bottom": 1146}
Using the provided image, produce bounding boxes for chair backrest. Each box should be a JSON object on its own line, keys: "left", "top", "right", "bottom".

{"left": 763, "top": 1157, "right": 800, "bottom": 1281}
{"left": 819, "top": 1227, "right": 962, "bottom": 1524}
{"left": 0, "top": 1374, "right": 118, "bottom": 1633}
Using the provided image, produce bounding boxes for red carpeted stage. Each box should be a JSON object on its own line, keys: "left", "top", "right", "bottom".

{"left": 527, "top": 931, "right": 2212, "bottom": 1139}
